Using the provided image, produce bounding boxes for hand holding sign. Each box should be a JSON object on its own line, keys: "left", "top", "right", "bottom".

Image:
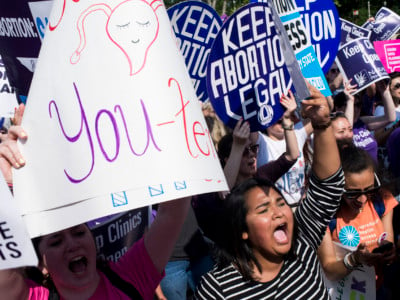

{"left": 0, "top": 125, "right": 26, "bottom": 184}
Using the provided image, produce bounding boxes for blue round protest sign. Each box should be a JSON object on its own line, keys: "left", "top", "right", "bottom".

{"left": 167, "top": 1, "right": 222, "bottom": 102}
{"left": 295, "top": 0, "right": 341, "bottom": 74}
{"left": 207, "top": 2, "right": 292, "bottom": 132}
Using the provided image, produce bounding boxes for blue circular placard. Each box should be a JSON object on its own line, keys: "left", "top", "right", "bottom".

{"left": 294, "top": 0, "right": 341, "bottom": 74}
{"left": 167, "top": 1, "right": 222, "bottom": 102}
{"left": 207, "top": 2, "right": 292, "bottom": 131}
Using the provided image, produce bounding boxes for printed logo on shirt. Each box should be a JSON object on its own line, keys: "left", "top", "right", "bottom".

{"left": 339, "top": 225, "right": 360, "bottom": 247}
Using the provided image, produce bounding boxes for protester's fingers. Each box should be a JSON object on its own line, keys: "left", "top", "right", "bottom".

{"left": 0, "top": 142, "right": 24, "bottom": 169}
{"left": 7, "top": 126, "right": 28, "bottom": 141}
{"left": 12, "top": 104, "right": 25, "bottom": 126}
{"left": 237, "top": 121, "right": 250, "bottom": 136}
{"left": 232, "top": 119, "right": 250, "bottom": 142}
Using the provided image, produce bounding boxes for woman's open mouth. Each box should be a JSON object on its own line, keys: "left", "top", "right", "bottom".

{"left": 273, "top": 223, "right": 289, "bottom": 244}
{"left": 68, "top": 256, "right": 88, "bottom": 274}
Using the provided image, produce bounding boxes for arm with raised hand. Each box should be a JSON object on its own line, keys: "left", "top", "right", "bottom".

{"left": 223, "top": 119, "right": 250, "bottom": 189}
{"left": 301, "top": 84, "right": 340, "bottom": 179}
{"left": 361, "top": 80, "right": 396, "bottom": 130}
{"left": 343, "top": 79, "right": 358, "bottom": 126}
{"left": 144, "top": 197, "right": 190, "bottom": 274}
{"left": 281, "top": 90, "right": 300, "bottom": 162}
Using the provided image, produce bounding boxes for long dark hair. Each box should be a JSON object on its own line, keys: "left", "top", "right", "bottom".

{"left": 216, "top": 177, "right": 296, "bottom": 281}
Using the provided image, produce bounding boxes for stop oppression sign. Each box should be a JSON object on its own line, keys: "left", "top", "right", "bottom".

{"left": 207, "top": 2, "right": 291, "bottom": 131}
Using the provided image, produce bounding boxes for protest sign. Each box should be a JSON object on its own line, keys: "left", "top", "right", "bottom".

{"left": 13, "top": 0, "right": 227, "bottom": 238}
{"left": 374, "top": 40, "right": 400, "bottom": 74}
{"left": 0, "top": 55, "right": 18, "bottom": 118}
{"left": 340, "top": 18, "right": 371, "bottom": 48}
{"left": 362, "top": 7, "right": 400, "bottom": 42}
{"left": 251, "top": 0, "right": 331, "bottom": 96}
{"left": 294, "top": 0, "right": 341, "bottom": 74}
{"left": 206, "top": 2, "right": 292, "bottom": 131}
{"left": 323, "top": 242, "right": 376, "bottom": 300}
{"left": 91, "top": 206, "right": 149, "bottom": 262}
{"left": 336, "top": 37, "right": 389, "bottom": 94}
{"left": 0, "top": 172, "right": 37, "bottom": 270}
{"left": 0, "top": 0, "right": 50, "bottom": 98}
{"left": 167, "top": 1, "right": 222, "bottom": 102}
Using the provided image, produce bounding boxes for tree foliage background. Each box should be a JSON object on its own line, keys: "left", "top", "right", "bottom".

{"left": 163, "top": 0, "right": 400, "bottom": 26}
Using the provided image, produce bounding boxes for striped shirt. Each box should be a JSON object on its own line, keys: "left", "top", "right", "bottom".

{"left": 195, "top": 169, "right": 344, "bottom": 299}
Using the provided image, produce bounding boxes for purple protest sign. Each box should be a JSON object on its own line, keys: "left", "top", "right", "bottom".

{"left": 0, "top": 0, "right": 49, "bottom": 98}
{"left": 340, "top": 18, "right": 371, "bottom": 48}
{"left": 374, "top": 40, "right": 400, "bottom": 74}
{"left": 362, "top": 7, "right": 400, "bottom": 42}
{"left": 167, "top": 1, "right": 222, "bottom": 102}
{"left": 336, "top": 37, "right": 389, "bottom": 94}
{"left": 90, "top": 206, "right": 148, "bottom": 262}
{"left": 207, "top": 2, "right": 292, "bottom": 132}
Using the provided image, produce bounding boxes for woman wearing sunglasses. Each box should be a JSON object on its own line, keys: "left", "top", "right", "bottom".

{"left": 318, "top": 146, "right": 397, "bottom": 298}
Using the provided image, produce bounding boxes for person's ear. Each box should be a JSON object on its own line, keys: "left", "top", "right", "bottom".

{"left": 242, "top": 232, "right": 248, "bottom": 240}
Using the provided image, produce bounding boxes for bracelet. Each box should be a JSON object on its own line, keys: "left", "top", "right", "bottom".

{"left": 343, "top": 252, "right": 361, "bottom": 270}
{"left": 312, "top": 120, "right": 332, "bottom": 130}
{"left": 282, "top": 123, "right": 294, "bottom": 130}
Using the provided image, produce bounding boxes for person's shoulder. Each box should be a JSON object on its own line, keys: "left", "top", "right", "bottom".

{"left": 26, "top": 279, "right": 49, "bottom": 299}
{"left": 380, "top": 188, "right": 399, "bottom": 211}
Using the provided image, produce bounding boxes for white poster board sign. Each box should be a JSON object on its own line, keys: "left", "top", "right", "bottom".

{"left": 14, "top": 0, "right": 227, "bottom": 238}
{"left": 0, "top": 172, "right": 37, "bottom": 270}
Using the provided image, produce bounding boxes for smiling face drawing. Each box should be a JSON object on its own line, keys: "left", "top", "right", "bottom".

{"left": 71, "top": 0, "right": 161, "bottom": 76}
{"left": 107, "top": 0, "right": 159, "bottom": 75}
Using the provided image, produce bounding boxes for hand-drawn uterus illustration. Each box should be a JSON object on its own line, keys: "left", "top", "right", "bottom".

{"left": 70, "top": 0, "right": 162, "bottom": 75}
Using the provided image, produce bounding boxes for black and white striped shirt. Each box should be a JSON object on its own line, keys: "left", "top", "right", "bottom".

{"left": 195, "top": 169, "right": 344, "bottom": 299}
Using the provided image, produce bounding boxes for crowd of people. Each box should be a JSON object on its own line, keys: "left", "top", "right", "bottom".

{"left": 1, "top": 71, "right": 399, "bottom": 299}
{"left": 1, "top": 9, "right": 400, "bottom": 300}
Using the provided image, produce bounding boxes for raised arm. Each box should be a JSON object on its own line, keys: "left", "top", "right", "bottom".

{"left": 301, "top": 83, "right": 340, "bottom": 179}
{"left": 144, "top": 197, "right": 190, "bottom": 274}
{"left": 281, "top": 90, "right": 300, "bottom": 161}
{"left": 343, "top": 79, "right": 358, "bottom": 126}
{"left": 223, "top": 119, "right": 250, "bottom": 189}
{"left": 361, "top": 80, "right": 396, "bottom": 130}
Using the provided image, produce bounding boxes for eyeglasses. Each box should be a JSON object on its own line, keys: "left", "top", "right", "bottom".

{"left": 243, "top": 144, "right": 259, "bottom": 157}
{"left": 343, "top": 173, "right": 381, "bottom": 201}
{"left": 330, "top": 68, "right": 340, "bottom": 73}
{"left": 392, "top": 82, "right": 400, "bottom": 91}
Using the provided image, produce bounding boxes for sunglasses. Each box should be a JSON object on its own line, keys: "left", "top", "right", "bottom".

{"left": 243, "top": 144, "right": 259, "bottom": 157}
{"left": 392, "top": 82, "right": 400, "bottom": 91}
{"left": 330, "top": 68, "right": 340, "bottom": 73}
{"left": 343, "top": 173, "right": 381, "bottom": 201}
{"left": 330, "top": 111, "right": 345, "bottom": 119}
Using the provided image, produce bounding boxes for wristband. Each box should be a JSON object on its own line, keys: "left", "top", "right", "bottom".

{"left": 312, "top": 120, "right": 331, "bottom": 130}
{"left": 343, "top": 252, "right": 361, "bottom": 270}
{"left": 282, "top": 123, "right": 294, "bottom": 130}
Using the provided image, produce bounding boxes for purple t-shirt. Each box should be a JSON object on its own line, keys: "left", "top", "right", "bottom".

{"left": 353, "top": 119, "right": 378, "bottom": 164}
